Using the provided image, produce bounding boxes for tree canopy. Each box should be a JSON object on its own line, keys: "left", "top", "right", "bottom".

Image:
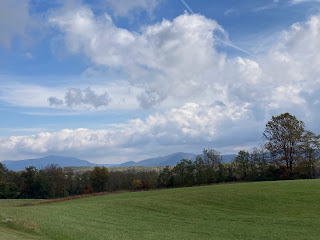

{"left": 263, "top": 113, "right": 320, "bottom": 175}
{"left": 263, "top": 113, "right": 305, "bottom": 170}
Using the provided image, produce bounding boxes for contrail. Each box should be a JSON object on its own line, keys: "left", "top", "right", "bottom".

{"left": 214, "top": 37, "right": 254, "bottom": 56}
{"left": 181, "top": 0, "right": 194, "bottom": 14}
{"left": 179, "top": 0, "right": 253, "bottom": 56}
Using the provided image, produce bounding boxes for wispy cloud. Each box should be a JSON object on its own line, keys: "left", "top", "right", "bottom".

{"left": 224, "top": 8, "right": 238, "bottom": 16}
{"left": 253, "top": 3, "right": 278, "bottom": 12}
{"left": 291, "top": 0, "right": 320, "bottom": 3}
{"left": 0, "top": 81, "right": 141, "bottom": 112}
{"left": 179, "top": 0, "right": 253, "bottom": 56}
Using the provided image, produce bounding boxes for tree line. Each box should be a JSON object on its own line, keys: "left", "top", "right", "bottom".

{"left": 158, "top": 113, "right": 320, "bottom": 187}
{"left": 0, "top": 113, "right": 319, "bottom": 199}
{"left": 0, "top": 164, "right": 160, "bottom": 199}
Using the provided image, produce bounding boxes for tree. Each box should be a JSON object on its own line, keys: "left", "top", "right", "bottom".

{"left": 250, "top": 147, "right": 269, "bottom": 181}
{"left": 20, "top": 166, "right": 38, "bottom": 198}
{"left": 38, "top": 165, "right": 68, "bottom": 198}
{"left": 157, "top": 166, "right": 174, "bottom": 188}
{"left": 234, "top": 151, "right": 250, "bottom": 180}
{"left": 132, "top": 179, "right": 143, "bottom": 190}
{"left": 74, "top": 171, "right": 91, "bottom": 195}
{"left": 0, "top": 163, "right": 18, "bottom": 199}
{"left": 90, "top": 167, "right": 110, "bottom": 192}
{"left": 172, "top": 159, "right": 195, "bottom": 186}
{"left": 65, "top": 167, "right": 76, "bottom": 195}
{"left": 108, "top": 171, "right": 124, "bottom": 191}
{"left": 194, "top": 156, "right": 207, "bottom": 184}
{"left": 297, "top": 131, "right": 320, "bottom": 178}
{"left": 202, "top": 149, "right": 223, "bottom": 183}
{"left": 263, "top": 113, "right": 306, "bottom": 171}
{"left": 0, "top": 181, "right": 18, "bottom": 199}
{"left": 0, "top": 162, "right": 6, "bottom": 181}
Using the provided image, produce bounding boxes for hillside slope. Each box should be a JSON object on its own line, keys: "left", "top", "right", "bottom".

{"left": 1, "top": 180, "right": 320, "bottom": 240}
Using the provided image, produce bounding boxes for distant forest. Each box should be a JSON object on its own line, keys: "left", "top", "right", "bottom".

{"left": 1, "top": 113, "right": 319, "bottom": 199}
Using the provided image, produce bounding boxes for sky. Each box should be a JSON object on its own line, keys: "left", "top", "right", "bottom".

{"left": 0, "top": 0, "right": 320, "bottom": 163}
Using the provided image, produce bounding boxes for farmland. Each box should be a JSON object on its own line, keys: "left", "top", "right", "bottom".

{"left": 1, "top": 180, "right": 320, "bottom": 240}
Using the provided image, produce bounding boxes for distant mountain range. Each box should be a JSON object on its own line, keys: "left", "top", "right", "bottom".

{"left": 1, "top": 156, "right": 98, "bottom": 172}
{"left": 116, "top": 152, "right": 197, "bottom": 167}
{"left": 1, "top": 153, "right": 237, "bottom": 171}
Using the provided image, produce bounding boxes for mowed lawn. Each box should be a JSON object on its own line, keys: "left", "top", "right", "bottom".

{"left": 1, "top": 180, "right": 320, "bottom": 240}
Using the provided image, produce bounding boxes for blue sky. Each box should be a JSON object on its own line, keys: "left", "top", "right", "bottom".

{"left": 0, "top": 0, "right": 320, "bottom": 163}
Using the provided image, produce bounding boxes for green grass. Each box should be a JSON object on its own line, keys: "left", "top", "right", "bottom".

{"left": 1, "top": 180, "right": 320, "bottom": 239}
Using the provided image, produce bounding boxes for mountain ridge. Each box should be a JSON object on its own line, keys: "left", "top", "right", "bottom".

{"left": 1, "top": 153, "right": 237, "bottom": 171}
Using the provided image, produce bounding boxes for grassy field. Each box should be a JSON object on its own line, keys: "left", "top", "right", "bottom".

{"left": 1, "top": 180, "right": 320, "bottom": 240}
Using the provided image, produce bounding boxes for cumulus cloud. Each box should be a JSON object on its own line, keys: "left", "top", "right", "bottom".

{"left": 49, "top": 6, "right": 226, "bottom": 108}
{"left": 48, "top": 87, "right": 111, "bottom": 109}
{"left": 0, "top": 102, "right": 258, "bottom": 163}
{"left": 105, "top": 0, "right": 161, "bottom": 17}
{"left": 3, "top": 4, "right": 320, "bottom": 162}
{"left": 0, "top": 0, "right": 31, "bottom": 48}
{"left": 259, "top": 16, "right": 320, "bottom": 115}
{"left": 48, "top": 3, "right": 320, "bottom": 114}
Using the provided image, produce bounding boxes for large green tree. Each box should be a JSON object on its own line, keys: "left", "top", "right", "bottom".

{"left": 157, "top": 166, "right": 174, "bottom": 188}
{"left": 172, "top": 159, "right": 195, "bottom": 186}
{"left": 20, "top": 166, "right": 38, "bottom": 198}
{"left": 263, "top": 113, "right": 317, "bottom": 172}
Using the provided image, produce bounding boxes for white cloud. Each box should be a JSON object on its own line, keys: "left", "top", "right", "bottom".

{"left": 0, "top": 102, "right": 255, "bottom": 163}
{"left": 0, "top": 0, "right": 31, "bottom": 48}
{"left": 259, "top": 16, "right": 320, "bottom": 114}
{"left": 2, "top": 5, "right": 320, "bottom": 162}
{"left": 49, "top": 6, "right": 227, "bottom": 108}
